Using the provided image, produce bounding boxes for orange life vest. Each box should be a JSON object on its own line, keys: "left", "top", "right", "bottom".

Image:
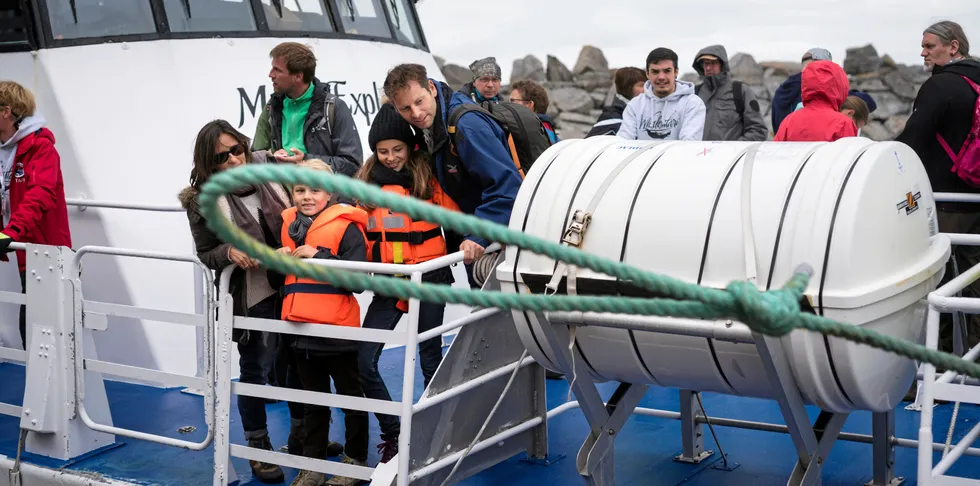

{"left": 364, "top": 180, "right": 460, "bottom": 265}
{"left": 280, "top": 204, "right": 368, "bottom": 327}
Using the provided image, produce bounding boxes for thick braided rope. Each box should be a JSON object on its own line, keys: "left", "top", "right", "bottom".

{"left": 199, "top": 163, "right": 980, "bottom": 379}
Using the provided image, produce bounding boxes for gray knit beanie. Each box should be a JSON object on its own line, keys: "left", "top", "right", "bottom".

{"left": 469, "top": 57, "right": 501, "bottom": 80}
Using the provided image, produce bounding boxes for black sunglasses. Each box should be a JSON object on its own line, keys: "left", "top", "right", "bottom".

{"left": 216, "top": 143, "right": 245, "bottom": 164}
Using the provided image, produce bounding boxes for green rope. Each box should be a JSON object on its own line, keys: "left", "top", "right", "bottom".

{"left": 199, "top": 163, "right": 980, "bottom": 379}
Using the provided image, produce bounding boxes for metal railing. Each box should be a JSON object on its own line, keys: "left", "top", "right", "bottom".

{"left": 212, "top": 244, "right": 505, "bottom": 486}
{"left": 912, "top": 191, "right": 980, "bottom": 485}
{"left": 63, "top": 196, "right": 209, "bottom": 385}
{"left": 67, "top": 245, "right": 216, "bottom": 451}
{"left": 0, "top": 242, "right": 29, "bottom": 419}
{"left": 65, "top": 198, "right": 184, "bottom": 213}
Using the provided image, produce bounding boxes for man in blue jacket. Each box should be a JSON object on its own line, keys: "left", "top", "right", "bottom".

{"left": 382, "top": 63, "right": 522, "bottom": 269}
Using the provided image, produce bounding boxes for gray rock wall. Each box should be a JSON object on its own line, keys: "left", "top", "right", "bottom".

{"left": 437, "top": 44, "right": 930, "bottom": 141}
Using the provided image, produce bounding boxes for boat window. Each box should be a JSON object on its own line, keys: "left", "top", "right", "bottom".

{"left": 383, "top": 0, "right": 420, "bottom": 46}
{"left": 45, "top": 0, "right": 156, "bottom": 40}
{"left": 333, "top": 0, "right": 391, "bottom": 39}
{"left": 0, "top": 2, "right": 35, "bottom": 51}
{"left": 162, "top": 0, "right": 257, "bottom": 33}
{"left": 261, "top": 0, "right": 334, "bottom": 32}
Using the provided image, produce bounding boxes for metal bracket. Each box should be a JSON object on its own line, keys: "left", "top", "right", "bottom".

{"left": 674, "top": 390, "right": 715, "bottom": 464}
{"left": 754, "top": 333, "right": 849, "bottom": 486}
{"left": 534, "top": 315, "right": 648, "bottom": 486}
{"left": 520, "top": 453, "right": 567, "bottom": 467}
{"left": 8, "top": 467, "right": 21, "bottom": 486}
{"left": 561, "top": 210, "right": 592, "bottom": 247}
{"left": 866, "top": 411, "right": 905, "bottom": 486}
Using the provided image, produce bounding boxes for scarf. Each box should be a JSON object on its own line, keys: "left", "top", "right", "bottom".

{"left": 370, "top": 163, "right": 414, "bottom": 189}
{"left": 288, "top": 211, "right": 316, "bottom": 247}
{"left": 227, "top": 184, "right": 289, "bottom": 247}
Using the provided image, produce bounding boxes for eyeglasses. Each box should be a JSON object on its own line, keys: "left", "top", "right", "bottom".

{"left": 216, "top": 143, "right": 244, "bottom": 164}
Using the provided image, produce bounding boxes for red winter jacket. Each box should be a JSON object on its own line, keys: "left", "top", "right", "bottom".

{"left": 774, "top": 61, "right": 858, "bottom": 142}
{"left": 3, "top": 128, "right": 71, "bottom": 272}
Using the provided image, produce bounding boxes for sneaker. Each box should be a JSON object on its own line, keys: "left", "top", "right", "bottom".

{"left": 326, "top": 441, "right": 344, "bottom": 458}
{"left": 378, "top": 439, "right": 398, "bottom": 464}
{"left": 324, "top": 455, "right": 368, "bottom": 486}
{"left": 290, "top": 470, "right": 325, "bottom": 486}
{"left": 247, "top": 436, "right": 285, "bottom": 484}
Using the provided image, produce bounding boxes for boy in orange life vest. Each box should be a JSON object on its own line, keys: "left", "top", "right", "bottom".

{"left": 276, "top": 159, "right": 370, "bottom": 485}
{"left": 352, "top": 103, "right": 460, "bottom": 463}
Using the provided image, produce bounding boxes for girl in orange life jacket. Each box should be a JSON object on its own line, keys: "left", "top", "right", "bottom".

{"left": 352, "top": 103, "right": 460, "bottom": 463}
{"left": 276, "top": 159, "right": 371, "bottom": 486}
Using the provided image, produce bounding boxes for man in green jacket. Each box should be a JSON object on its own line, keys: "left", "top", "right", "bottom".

{"left": 253, "top": 42, "right": 363, "bottom": 176}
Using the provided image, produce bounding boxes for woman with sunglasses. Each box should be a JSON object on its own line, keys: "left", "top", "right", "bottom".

{"left": 179, "top": 119, "right": 344, "bottom": 483}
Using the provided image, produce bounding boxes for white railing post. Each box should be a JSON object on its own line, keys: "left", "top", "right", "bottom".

{"left": 918, "top": 306, "right": 940, "bottom": 485}
{"left": 397, "top": 271, "right": 422, "bottom": 486}
{"left": 213, "top": 266, "right": 236, "bottom": 486}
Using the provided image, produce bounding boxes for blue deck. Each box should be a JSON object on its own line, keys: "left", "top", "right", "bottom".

{"left": 3, "top": 347, "right": 980, "bottom": 486}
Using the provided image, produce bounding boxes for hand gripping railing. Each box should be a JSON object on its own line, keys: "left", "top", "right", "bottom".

{"left": 68, "top": 245, "right": 216, "bottom": 451}
{"left": 0, "top": 242, "right": 29, "bottom": 418}
{"left": 212, "top": 244, "right": 500, "bottom": 486}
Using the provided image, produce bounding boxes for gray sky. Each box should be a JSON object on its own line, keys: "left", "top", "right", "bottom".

{"left": 416, "top": 0, "right": 980, "bottom": 82}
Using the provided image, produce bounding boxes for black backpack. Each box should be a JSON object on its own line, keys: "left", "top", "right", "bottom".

{"left": 696, "top": 80, "right": 745, "bottom": 123}
{"left": 446, "top": 101, "right": 554, "bottom": 178}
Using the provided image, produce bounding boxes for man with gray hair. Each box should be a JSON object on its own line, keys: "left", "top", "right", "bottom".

{"left": 458, "top": 56, "right": 502, "bottom": 106}
{"left": 896, "top": 20, "right": 980, "bottom": 352}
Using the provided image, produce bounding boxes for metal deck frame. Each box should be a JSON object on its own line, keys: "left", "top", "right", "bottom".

{"left": 3, "top": 192, "right": 980, "bottom": 485}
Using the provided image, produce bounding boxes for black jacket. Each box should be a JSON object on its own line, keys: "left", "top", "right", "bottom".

{"left": 267, "top": 78, "right": 364, "bottom": 177}
{"left": 586, "top": 95, "right": 629, "bottom": 138}
{"left": 896, "top": 59, "right": 980, "bottom": 212}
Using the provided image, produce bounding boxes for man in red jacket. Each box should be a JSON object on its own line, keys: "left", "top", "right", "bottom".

{"left": 0, "top": 81, "right": 71, "bottom": 349}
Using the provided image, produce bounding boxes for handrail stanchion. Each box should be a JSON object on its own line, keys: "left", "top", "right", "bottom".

{"left": 919, "top": 306, "right": 940, "bottom": 485}
{"left": 397, "top": 271, "right": 423, "bottom": 486}
{"left": 213, "top": 265, "right": 237, "bottom": 486}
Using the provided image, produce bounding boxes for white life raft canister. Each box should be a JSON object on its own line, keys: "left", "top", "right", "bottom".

{"left": 496, "top": 137, "right": 950, "bottom": 413}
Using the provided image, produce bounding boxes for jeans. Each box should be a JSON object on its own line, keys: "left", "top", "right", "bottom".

{"left": 273, "top": 333, "right": 306, "bottom": 421}
{"left": 238, "top": 296, "right": 278, "bottom": 437}
{"left": 294, "top": 351, "right": 368, "bottom": 461}
{"left": 358, "top": 296, "right": 445, "bottom": 440}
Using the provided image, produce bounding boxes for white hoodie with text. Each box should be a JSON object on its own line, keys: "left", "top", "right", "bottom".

{"left": 616, "top": 80, "right": 706, "bottom": 141}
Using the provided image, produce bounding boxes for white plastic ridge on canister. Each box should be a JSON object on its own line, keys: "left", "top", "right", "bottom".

{"left": 496, "top": 137, "right": 951, "bottom": 413}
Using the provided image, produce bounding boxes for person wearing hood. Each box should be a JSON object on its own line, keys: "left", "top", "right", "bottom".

{"left": 617, "top": 48, "right": 706, "bottom": 141}
{"left": 773, "top": 61, "right": 857, "bottom": 142}
{"left": 458, "top": 56, "right": 502, "bottom": 107}
{"left": 770, "top": 48, "right": 833, "bottom": 134}
{"left": 692, "top": 45, "right": 768, "bottom": 141}
{"left": 0, "top": 81, "right": 71, "bottom": 351}
{"left": 586, "top": 67, "right": 646, "bottom": 138}
{"left": 510, "top": 79, "right": 560, "bottom": 143}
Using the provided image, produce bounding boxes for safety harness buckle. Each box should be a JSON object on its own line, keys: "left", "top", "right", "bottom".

{"left": 561, "top": 210, "right": 592, "bottom": 248}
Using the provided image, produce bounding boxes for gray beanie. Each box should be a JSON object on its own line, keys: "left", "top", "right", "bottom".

{"left": 469, "top": 57, "right": 501, "bottom": 80}
{"left": 803, "top": 48, "right": 832, "bottom": 62}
